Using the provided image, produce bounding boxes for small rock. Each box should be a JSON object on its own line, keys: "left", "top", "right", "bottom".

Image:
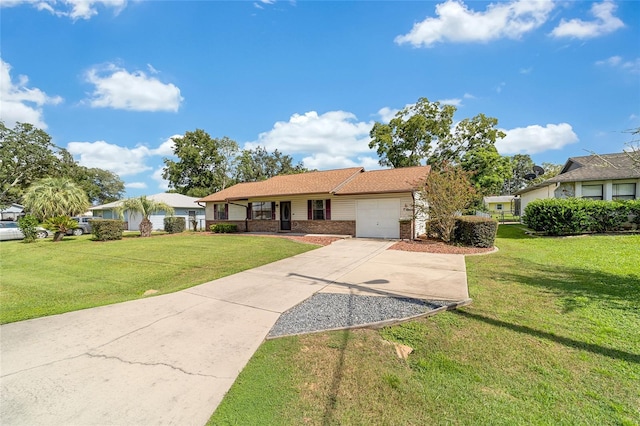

{"left": 143, "top": 289, "right": 159, "bottom": 296}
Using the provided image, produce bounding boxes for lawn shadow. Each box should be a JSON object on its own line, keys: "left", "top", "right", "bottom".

{"left": 495, "top": 224, "right": 532, "bottom": 240}
{"left": 454, "top": 309, "right": 640, "bottom": 364}
{"left": 497, "top": 258, "right": 640, "bottom": 313}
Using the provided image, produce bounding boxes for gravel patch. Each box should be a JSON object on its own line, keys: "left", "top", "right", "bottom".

{"left": 268, "top": 293, "right": 455, "bottom": 338}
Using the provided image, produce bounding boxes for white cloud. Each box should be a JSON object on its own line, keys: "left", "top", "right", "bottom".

{"left": 247, "top": 110, "right": 374, "bottom": 160}
{"left": 376, "top": 107, "right": 399, "bottom": 123}
{"left": 0, "top": 0, "right": 127, "bottom": 20}
{"left": 438, "top": 98, "right": 462, "bottom": 106}
{"left": 551, "top": 1, "right": 623, "bottom": 39}
{"left": 151, "top": 167, "right": 170, "bottom": 191}
{"left": 596, "top": 56, "right": 640, "bottom": 74}
{"left": 519, "top": 67, "right": 533, "bottom": 74}
{"left": 497, "top": 123, "right": 579, "bottom": 154}
{"left": 85, "top": 63, "right": 183, "bottom": 112}
{"left": 395, "top": 0, "right": 555, "bottom": 47}
{"left": 0, "top": 58, "right": 62, "bottom": 129}
{"left": 66, "top": 140, "right": 152, "bottom": 176}
{"left": 463, "top": 93, "right": 475, "bottom": 99}
{"left": 125, "top": 182, "right": 147, "bottom": 189}
{"left": 150, "top": 135, "right": 181, "bottom": 156}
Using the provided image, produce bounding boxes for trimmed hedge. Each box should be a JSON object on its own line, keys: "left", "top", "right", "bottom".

{"left": 164, "top": 217, "right": 186, "bottom": 233}
{"left": 92, "top": 219, "right": 124, "bottom": 241}
{"left": 452, "top": 216, "right": 498, "bottom": 248}
{"left": 210, "top": 223, "right": 238, "bottom": 233}
{"left": 523, "top": 198, "right": 638, "bottom": 236}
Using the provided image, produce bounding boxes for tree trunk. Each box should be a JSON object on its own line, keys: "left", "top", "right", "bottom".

{"left": 53, "top": 232, "right": 64, "bottom": 242}
{"left": 139, "top": 218, "right": 152, "bottom": 237}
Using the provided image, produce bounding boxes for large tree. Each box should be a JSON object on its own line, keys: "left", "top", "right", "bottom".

{"left": 502, "top": 154, "right": 535, "bottom": 195}
{"left": 0, "top": 121, "right": 125, "bottom": 206}
{"left": 369, "top": 97, "right": 456, "bottom": 168}
{"left": 369, "top": 98, "right": 511, "bottom": 195}
{"left": 22, "top": 177, "right": 90, "bottom": 221}
{"left": 235, "top": 147, "right": 307, "bottom": 182}
{"left": 119, "top": 196, "right": 174, "bottom": 238}
{"left": 0, "top": 122, "right": 60, "bottom": 207}
{"left": 163, "top": 130, "right": 239, "bottom": 197}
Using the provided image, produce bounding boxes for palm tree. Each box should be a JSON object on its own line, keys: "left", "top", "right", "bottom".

{"left": 23, "top": 177, "right": 90, "bottom": 221}
{"left": 43, "top": 215, "right": 78, "bottom": 242}
{"left": 119, "top": 196, "right": 174, "bottom": 237}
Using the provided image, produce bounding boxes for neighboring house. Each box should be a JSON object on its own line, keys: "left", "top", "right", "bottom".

{"left": 0, "top": 203, "right": 24, "bottom": 221}
{"left": 90, "top": 193, "right": 205, "bottom": 231}
{"left": 483, "top": 196, "right": 516, "bottom": 213}
{"left": 516, "top": 152, "right": 640, "bottom": 213}
{"left": 198, "top": 166, "right": 431, "bottom": 239}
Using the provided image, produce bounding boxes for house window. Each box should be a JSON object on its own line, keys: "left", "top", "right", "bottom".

{"left": 496, "top": 204, "right": 503, "bottom": 211}
{"left": 582, "top": 184, "right": 603, "bottom": 200}
{"left": 213, "top": 204, "right": 228, "bottom": 220}
{"left": 251, "top": 202, "right": 274, "bottom": 220}
{"left": 612, "top": 183, "right": 636, "bottom": 200}
{"left": 307, "top": 199, "right": 331, "bottom": 220}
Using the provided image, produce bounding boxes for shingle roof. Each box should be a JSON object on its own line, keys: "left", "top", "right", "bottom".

{"left": 515, "top": 152, "right": 639, "bottom": 195}
{"left": 548, "top": 153, "right": 640, "bottom": 182}
{"left": 197, "top": 167, "right": 364, "bottom": 202}
{"left": 334, "top": 166, "right": 431, "bottom": 195}
{"left": 90, "top": 193, "right": 203, "bottom": 210}
{"left": 483, "top": 196, "right": 515, "bottom": 203}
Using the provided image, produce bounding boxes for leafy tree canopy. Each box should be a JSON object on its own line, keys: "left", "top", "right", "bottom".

{"left": 163, "top": 130, "right": 239, "bottom": 197}
{"left": 369, "top": 97, "right": 510, "bottom": 195}
{"left": 0, "top": 121, "right": 124, "bottom": 207}
{"left": 235, "top": 147, "right": 307, "bottom": 182}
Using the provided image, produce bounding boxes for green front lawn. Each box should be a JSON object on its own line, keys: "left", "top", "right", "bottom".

{"left": 210, "top": 226, "right": 640, "bottom": 425}
{"left": 0, "top": 234, "right": 318, "bottom": 324}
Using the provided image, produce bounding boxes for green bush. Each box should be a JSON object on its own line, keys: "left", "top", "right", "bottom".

{"left": 92, "top": 219, "right": 124, "bottom": 241}
{"left": 452, "top": 216, "right": 498, "bottom": 248}
{"left": 164, "top": 216, "right": 186, "bottom": 233}
{"left": 17, "top": 215, "right": 40, "bottom": 243}
{"left": 627, "top": 199, "right": 640, "bottom": 225}
{"left": 210, "top": 223, "right": 238, "bottom": 233}
{"left": 524, "top": 198, "right": 636, "bottom": 235}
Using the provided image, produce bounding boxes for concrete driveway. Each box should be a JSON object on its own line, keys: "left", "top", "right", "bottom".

{"left": 1, "top": 239, "right": 468, "bottom": 425}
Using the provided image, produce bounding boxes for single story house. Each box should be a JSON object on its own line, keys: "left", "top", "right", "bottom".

{"left": 198, "top": 166, "right": 431, "bottom": 239}
{"left": 483, "top": 196, "right": 516, "bottom": 213}
{"left": 90, "top": 193, "right": 205, "bottom": 231}
{"left": 516, "top": 152, "right": 640, "bottom": 213}
{"left": 0, "top": 203, "right": 24, "bottom": 221}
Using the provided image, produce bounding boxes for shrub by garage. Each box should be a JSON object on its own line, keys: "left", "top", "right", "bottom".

{"left": 92, "top": 220, "right": 124, "bottom": 241}
{"left": 453, "top": 216, "right": 498, "bottom": 248}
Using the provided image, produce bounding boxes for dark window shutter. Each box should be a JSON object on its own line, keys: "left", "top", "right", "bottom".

{"left": 247, "top": 202, "right": 252, "bottom": 219}
{"left": 307, "top": 200, "right": 312, "bottom": 220}
{"left": 325, "top": 199, "right": 331, "bottom": 220}
{"left": 213, "top": 204, "right": 218, "bottom": 219}
{"left": 224, "top": 204, "right": 228, "bottom": 220}
{"left": 271, "top": 202, "right": 276, "bottom": 220}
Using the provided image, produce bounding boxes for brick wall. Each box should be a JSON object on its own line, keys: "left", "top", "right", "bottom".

{"left": 206, "top": 219, "right": 355, "bottom": 236}
{"left": 399, "top": 220, "right": 413, "bottom": 240}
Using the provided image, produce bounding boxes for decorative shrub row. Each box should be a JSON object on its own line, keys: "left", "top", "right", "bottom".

{"left": 210, "top": 223, "right": 238, "bottom": 233}
{"left": 523, "top": 198, "right": 640, "bottom": 236}
{"left": 164, "top": 217, "right": 186, "bottom": 233}
{"left": 92, "top": 219, "right": 124, "bottom": 241}
{"left": 452, "top": 216, "right": 498, "bottom": 248}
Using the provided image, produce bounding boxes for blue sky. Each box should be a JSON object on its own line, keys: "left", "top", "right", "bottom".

{"left": 1, "top": 0, "right": 638, "bottom": 198}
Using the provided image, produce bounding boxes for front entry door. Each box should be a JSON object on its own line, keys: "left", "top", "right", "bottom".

{"left": 280, "top": 201, "right": 291, "bottom": 231}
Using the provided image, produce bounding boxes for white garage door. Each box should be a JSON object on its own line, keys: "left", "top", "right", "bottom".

{"left": 356, "top": 199, "right": 400, "bottom": 239}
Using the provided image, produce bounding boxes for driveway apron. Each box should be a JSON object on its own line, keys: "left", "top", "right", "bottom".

{"left": 0, "top": 239, "right": 467, "bottom": 425}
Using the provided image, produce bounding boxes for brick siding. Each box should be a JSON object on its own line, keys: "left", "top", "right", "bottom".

{"left": 206, "top": 219, "right": 356, "bottom": 236}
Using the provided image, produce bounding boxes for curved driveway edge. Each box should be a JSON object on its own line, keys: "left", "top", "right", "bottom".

{"left": 0, "top": 239, "right": 468, "bottom": 425}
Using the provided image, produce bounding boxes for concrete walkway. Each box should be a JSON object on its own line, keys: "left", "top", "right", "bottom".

{"left": 0, "top": 239, "right": 468, "bottom": 426}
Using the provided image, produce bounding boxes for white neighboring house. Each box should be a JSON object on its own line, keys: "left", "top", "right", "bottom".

{"left": 90, "top": 193, "right": 206, "bottom": 231}
{"left": 0, "top": 203, "right": 24, "bottom": 221}
{"left": 515, "top": 152, "right": 640, "bottom": 213}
